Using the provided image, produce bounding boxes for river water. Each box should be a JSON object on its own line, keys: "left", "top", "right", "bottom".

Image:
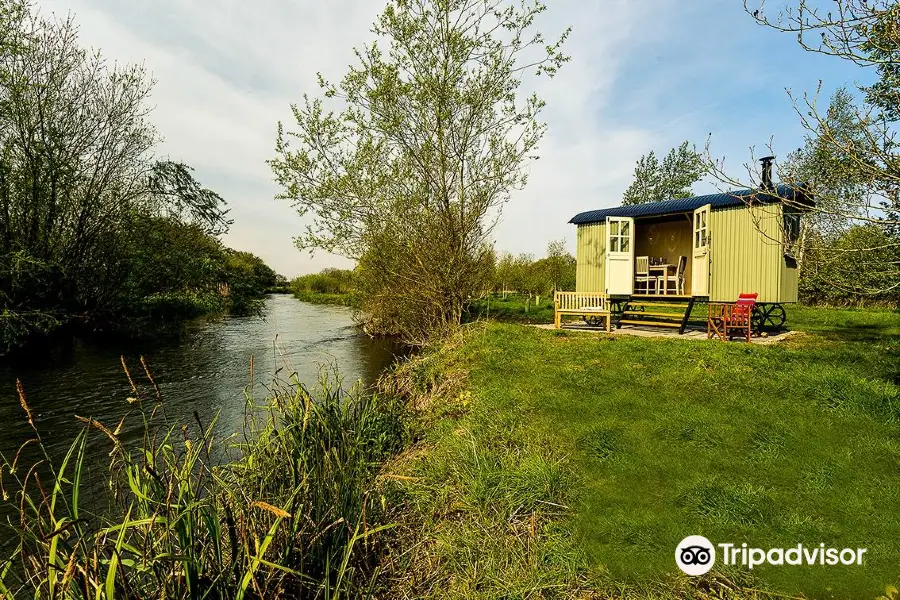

{"left": 0, "top": 295, "right": 399, "bottom": 518}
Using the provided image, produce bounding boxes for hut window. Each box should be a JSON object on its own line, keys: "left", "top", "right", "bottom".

{"left": 608, "top": 220, "right": 630, "bottom": 253}
{"left": 694, "top": 211, "right": 707, "bottom": 248}
{"left": 783, "top": 210, "right": 801, "bottom": 246}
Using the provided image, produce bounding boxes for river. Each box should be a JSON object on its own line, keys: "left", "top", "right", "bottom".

{"left": 0, "top": 295, "right": 399, "bottom": 521}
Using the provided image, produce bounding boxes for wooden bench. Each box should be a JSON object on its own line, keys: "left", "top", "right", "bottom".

{"left": 554, "top": 292, "right": 611, "bottom": 331}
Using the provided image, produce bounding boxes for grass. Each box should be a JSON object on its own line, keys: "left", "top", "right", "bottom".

{"left": 4, "top": 303, "right": 898, "bottom": 598}
{"left": 0, "top": 359, "right": 407, "bottom": 599}
{"left": 384, "top": 305, "right": 900, "bottom": 598}
{"left": 463, "top": 294, "right": 556, "bottom": 324}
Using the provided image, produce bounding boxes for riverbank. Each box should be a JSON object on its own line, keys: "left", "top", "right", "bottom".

{"left": 382, "top": 306, "right": 900, "bottom": 598}
{"left": 0, "top": 293, "right": 258, "bottom": 361}
{"left": 0, "top": 295, "right": 405, "bottom": 598}
{"left": 2, "top": 371, "right": 407, "bottom": 598}
{"left": 5, "top": 300, "right": 897, "bottom": 597}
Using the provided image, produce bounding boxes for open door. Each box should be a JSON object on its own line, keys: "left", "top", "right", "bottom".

{"left": 692, "top": 204, "right": 710, "bottom": 296}
{"left": 605, "top": 216, "right": 634, "bottom": 295}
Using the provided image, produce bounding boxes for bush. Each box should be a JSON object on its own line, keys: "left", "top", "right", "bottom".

{"left": 291, "top": 269, "right": 355, "bottom": 295}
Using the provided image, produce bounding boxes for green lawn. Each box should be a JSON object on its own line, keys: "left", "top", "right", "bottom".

{"left": 395, "top": 305, "right": 900, "bottom": 598}
{"left": 463, "top": 294, "right": 556, "bottom": 324}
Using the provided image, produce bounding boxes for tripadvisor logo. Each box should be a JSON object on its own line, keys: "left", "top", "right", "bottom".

{"left": 675, "top": 536, "right": 868, "bottom": 575}
{"left": 676, "top": 535, "right": 715, "bottom": 576}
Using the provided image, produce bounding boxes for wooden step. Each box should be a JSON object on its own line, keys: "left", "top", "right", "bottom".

{"left": 631, "top": 294, "right": 692, "bottom": 299}
{"left": 618, "top": 319, "right": 681, "bottom": 328}
{"left": 626, "top": 302, "right": 693, "bottom": 309}
{"left": 623, "top": 311, "right": 686, "bottom": 318}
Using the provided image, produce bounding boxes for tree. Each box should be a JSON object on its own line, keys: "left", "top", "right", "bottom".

{"left": 0, "top": 2, "right": 155, "bottom": 339}
{"left": 270, "top": 0, "right": 570, "bottom": 343}
{"left": 538, "top": 238, "right": 575, "bottom": 293}
{"left": 147, "top": 161, "right": 233, "bottom": 236}
{"left": 0, "top": 5, "right": 155, "bottom": 266}
{"left": 494, "top": 251, "right": 516, "bottom": 295}
{"left": 800, "top": 225, "right": 899, "bottom": 304}
{"left": 622, "top": 141, "right": 705, "bottom": 205}
{"left": 709, "top": 0, "right": 900, "bottom": 298}
{"left": 779, "top": 87, "right": 871, "bottom": 277}
{"left": 861, "top": 3, "right": 900, "bottom": 122}
{"left": 0, "top": 1, "right": 240, "bottom": 350}
{"left": 223, "top": 249, "right": 278, "bottom": 314}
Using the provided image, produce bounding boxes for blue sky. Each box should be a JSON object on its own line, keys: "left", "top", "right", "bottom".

{"left": 34, "top": 0, "right": 874, "bottom": 277}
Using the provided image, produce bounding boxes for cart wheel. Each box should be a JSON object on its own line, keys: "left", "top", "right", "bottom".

{"left": 767, "top": 304, "right": 787, "bottom": 329}
{"left": 752, "top": 304, "right": 787, "bottom": 332}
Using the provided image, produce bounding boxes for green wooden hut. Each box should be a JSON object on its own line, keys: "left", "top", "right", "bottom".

{"left": 569, "top": 165, "right": 814, "bottom": 331}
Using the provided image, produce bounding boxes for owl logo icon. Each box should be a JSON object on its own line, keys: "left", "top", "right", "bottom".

{"left": 675, "top": 535, "right": 715, "bottom": 576}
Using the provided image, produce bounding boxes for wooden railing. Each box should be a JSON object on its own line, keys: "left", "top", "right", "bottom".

{"left": 554, "top": 291, "right": 609, "bottom": 312}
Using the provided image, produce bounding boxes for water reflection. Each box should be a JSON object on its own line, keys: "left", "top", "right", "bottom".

{"left": 0, "top": 295, "right": 399, "bottom": 526}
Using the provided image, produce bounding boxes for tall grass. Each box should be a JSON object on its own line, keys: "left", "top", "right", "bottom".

{"left": 0, "top": 356, "right": 406, "bottom": 599}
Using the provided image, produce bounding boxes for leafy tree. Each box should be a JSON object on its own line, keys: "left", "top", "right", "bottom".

{"left": 511, "top": 253, "right": 537, "bottom": 296}
{"left": 114, "top": 217, "right": 228, "bottom": 325}
{"left": 270, "top": 0, "right": 570, "bottom": 343}
{"left": 489, "top": 242, "right": 575, "bottom": 300}
{"left": 537, "top": 238, "right": 575, "bottom": 293}
{"left": 800, "top": 225, "right": 899, "bottom": 304}
{"left": 0, "top": 1, "right": 264, "bottom": 351}
{"left": 493, "top": 251, "right": 516, "bottom": 295}
{"left": 147, "top": 161, "right": 233, "bottom": 236}
{"left": 779, "top": 87, "right": 872, "bottom": 282}
{"left": 714, "top": 0, "right": 900, "bottom": 299}
{"left": 622, "top": 141, "right": 705, "bottom": 205}
{"left": 0, "top": 2, "right": 155, "bottom": 342}
{"left": 224, "top": 250, "right": 278, "bottom": 314}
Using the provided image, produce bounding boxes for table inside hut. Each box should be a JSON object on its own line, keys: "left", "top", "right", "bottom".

{"left": 635, "top": 261, "right": 676, "bottom": 295}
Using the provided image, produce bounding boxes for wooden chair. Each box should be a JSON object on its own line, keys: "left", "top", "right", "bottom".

{"left": 635, "top": 256, "right": 656, "bottom": 294}
{"left": 658, "top": 255, "right": 687, "bottom": 295}
{"left": 707, "top": 293, "right": 758, "bottom": 342}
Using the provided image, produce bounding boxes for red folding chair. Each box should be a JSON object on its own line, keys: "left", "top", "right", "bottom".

{"left": 707, "top": 293, "right": 758, "bottom": 342}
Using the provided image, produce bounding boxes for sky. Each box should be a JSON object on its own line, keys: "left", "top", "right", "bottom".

{"left": 34, "top": 0, "right": 872, "bottom": 277}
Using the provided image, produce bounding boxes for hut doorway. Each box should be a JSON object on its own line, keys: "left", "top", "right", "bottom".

{"left": 630, "top": 213, "right": 695, "bottom": 296}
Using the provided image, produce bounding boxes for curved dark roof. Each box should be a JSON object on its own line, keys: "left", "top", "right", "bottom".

{"left": 569, "top": 183, "right": 811, "bottom": 225}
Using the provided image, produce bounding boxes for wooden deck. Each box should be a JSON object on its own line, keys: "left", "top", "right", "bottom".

{"left": 627, "top": 294, "right": 694, "bottom": 300}
{"left": 555, "top": 292, "right": 699, "bottom": 334}
{"left": 619, "top": 296, "right": 696, "bottom": 334}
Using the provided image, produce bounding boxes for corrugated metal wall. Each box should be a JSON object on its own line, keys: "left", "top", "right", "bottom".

{"left": 576, "top": 222, "right": 606, "bottom": 292}
{"left": 781, "top": 261, "right": 799, "bottom": 303}
{"left": 708, "top": 204, "right": 792, "bottom": 303}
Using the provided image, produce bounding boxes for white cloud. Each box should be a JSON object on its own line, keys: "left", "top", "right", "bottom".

{"left": 33, "top": 0, "right": 680, "bottom": 274}
{"left": 495, "top": 0, "right": 667, "bottom": 256}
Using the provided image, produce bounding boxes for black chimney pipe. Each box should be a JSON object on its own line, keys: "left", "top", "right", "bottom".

{"left": 760, "top": 156, "right": 775, "bottom": 191}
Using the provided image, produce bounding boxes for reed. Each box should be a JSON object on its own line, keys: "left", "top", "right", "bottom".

{"left": 0, "top": 358, "right": 406, "bottom": 599}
